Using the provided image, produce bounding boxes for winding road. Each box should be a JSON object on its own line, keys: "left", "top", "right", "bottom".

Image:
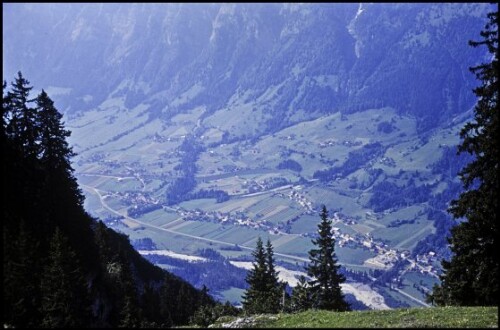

{"left": 80, "top": 182, "right": 372, "bottom": 268}
{"left": 81, "top": 183, "right": 312, "bottom": 263}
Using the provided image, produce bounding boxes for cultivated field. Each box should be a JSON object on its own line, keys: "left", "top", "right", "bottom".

{"left": 70, "top": 105, "right": 466, "bottom": 307}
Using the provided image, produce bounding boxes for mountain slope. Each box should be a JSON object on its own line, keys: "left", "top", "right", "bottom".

{"left": 2, "top": 75, "right": 215, "bottom": 327}
{"left": 3, "top": 3, "right": 492, "bottom": 131}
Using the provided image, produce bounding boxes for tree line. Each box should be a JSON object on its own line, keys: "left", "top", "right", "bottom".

{"left": 2, "top": 73, "right": 221, "bottom": 327}
{"left": 242, "top": 206, "right": 350, "bottom": 314}
{"left": 428, "top": 8, "right": 498, "bottom": 306}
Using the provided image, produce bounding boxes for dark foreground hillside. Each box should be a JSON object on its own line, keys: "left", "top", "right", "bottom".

{"left": 208, "top": 306, "right": 498, "bottom": 328}
{"left": 2, "top": 74, "right": 217, "bottom": 327}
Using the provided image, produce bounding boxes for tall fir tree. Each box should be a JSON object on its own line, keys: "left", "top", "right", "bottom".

{"left": 36, "top": 89, "right": 84, "bottom": 208}
{"left": 306, "top": 206, "right": 350, "bottom": 311}
{"left": 36, "top": 90, "right": 75, "bottom": 174}
{"left": 2, "top": 81, "right": 10, "bottom": 148}
{"left": 5, "top": 71, "right": 39, "bottom": 158}
{"left": 3, "top": 73, "right": 45, "bottom": 234}
{"left": 35, "top": 88, "right": 96, "bottom": 267}
{"left": 242, "top": 237, "right": 268, "bottom": 314}
{"left": 264, "top": 238, "right": 282, "bottom": 313}
{"left": 3, "top": 75, "right": 44, "bottom": 327}
{"left": 429, "top": 8, "right": 498, "bottom": 306}
{"left": 242, "top": 237, "right": 282, "bottom": 314}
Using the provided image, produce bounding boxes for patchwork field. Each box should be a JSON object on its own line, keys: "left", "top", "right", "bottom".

{"left": 70, "top": 105, "right": 467, "bottom": 308}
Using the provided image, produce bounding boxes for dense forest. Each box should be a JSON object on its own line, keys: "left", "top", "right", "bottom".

{"left": 2, "top": 73, "right": 221, "bottom": 327}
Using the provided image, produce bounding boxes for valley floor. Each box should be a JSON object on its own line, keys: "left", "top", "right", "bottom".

{"left": 70, "top": 106, "right": 465, "bottom": 308}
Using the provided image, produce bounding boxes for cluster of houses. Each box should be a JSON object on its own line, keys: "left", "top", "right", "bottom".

{"left": 286, "top": 186, "right": 314, "bottom": 213}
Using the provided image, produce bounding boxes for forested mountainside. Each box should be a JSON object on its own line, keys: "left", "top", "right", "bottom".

{"left": 3, "top": 3, "right": 492, "bottom": 132}
{"left": 2, "top": 75, "right": 216, "bottom": 327}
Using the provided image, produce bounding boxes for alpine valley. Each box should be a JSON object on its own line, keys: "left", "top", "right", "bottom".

{"left": 3, "top": 3, "right": 494, "bottom": 309}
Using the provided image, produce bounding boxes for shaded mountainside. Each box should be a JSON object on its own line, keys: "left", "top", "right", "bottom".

{"left": 2, "top": 3, "right": 493, "bottom": 132}
{"left": 2, "top": 76, "right": 216, "bottom": 327}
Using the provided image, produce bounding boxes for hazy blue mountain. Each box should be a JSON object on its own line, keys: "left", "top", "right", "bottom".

{"left": 3, "top": 3, "right": 494, "bottom": 308}
{"left": 3, "top": 3, "right": 491, "bottom": 130}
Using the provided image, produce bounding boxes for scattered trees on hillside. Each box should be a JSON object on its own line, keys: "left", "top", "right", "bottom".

{"left": 429, "top": 8, "right": 498, "bottom": 306}
{"left": 165, "top": 134, "right": 203, "bottom": 205}
{"left": 313, "top": 142, "right": 384, "bottom": 182}
{"left": 368, "top": 181, "right": 431, "bottom": 212}
{"left": 277, "top": 159, "right": 303, "bottom": 172}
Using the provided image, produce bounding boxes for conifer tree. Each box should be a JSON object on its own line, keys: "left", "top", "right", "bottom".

{"left": 1, "top": 81, "right": 10, "bottom": 147}
{"left": 290, "top": 275, "right": 313, "bottom": 312}
{"left": 3, "top": 73, "right": 45, "bottom": 234}
{"left": 34, "top": 88, "right": 95, "bottom": 263}
{"left": 264, "top": 238, "right": 282, "bottom": 313}
{"left": 429, "top": 9, "right": 498, "bottom": 306}
{"left": 119, "top": 295, "right": 142, "bottom": 328}
{"left": 36, "top": 90, "right": 74, "bottom": 171}
{"left": 3, "top": 75, "right": 45, "bottom": 327}
{"left": 242, "top": 237, "right": 269, "bottom": 314}
{"left": 40, "top": 227, "right": 90, "bottom": 328}
{"left": 5, "top": 71, "right": 38, "bottom": 158}
{"left": 306, "top": 206, "right": 350, "bottom": 311}
{"left": 242, "top": 237, "right": 283, "bottom": 314}
{"left": 36, "top": 89, "right": 84, "bottom": 207}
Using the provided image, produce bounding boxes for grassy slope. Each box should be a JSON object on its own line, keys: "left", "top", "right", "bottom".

{"left": 211, "top": 307, "right": 498, "bottom": 328}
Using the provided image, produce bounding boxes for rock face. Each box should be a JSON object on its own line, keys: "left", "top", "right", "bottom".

{"left": 3, "top": 3, "right": 493, "bottom": 132}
